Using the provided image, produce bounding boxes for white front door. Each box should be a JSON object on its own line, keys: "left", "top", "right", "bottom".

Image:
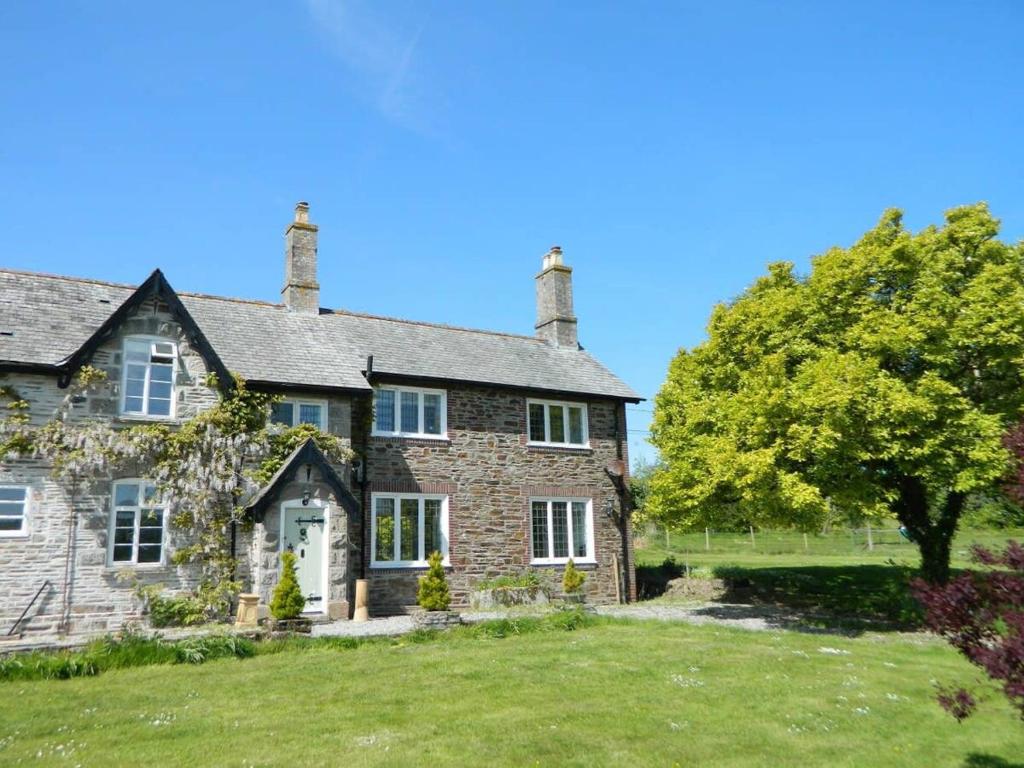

{"left": 281, "top": 506, "right": 328, "bottom": 614}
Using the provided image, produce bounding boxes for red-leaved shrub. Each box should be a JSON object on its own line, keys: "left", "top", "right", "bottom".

{"left": 912, "top": 541, "right": 1024, "bottom": 722}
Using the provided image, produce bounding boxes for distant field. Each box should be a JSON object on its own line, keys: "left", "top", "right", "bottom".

{"left": 634, "top": 526, "right": 1023, "bottom": 569}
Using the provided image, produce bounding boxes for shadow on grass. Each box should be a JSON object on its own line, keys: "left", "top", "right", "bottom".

{"left": 963, "top": 755, "right": 1024, "bottom": 768}
{"left": 636, "top": 558, "right": 924, "bottom": 634}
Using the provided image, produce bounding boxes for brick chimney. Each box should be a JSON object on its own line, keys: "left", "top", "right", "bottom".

{"left": 535, "top": 246, "right": 578, "bottom": 348}
{"left": 282, "top": 201, "right": 320, "bottom": 314}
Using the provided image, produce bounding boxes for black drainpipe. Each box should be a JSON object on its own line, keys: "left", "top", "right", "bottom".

{"left": 614, "top": 402, "right": 632, "bottom": 603}
{"left": 360, "top": 355, "right": 374, "bottom": 581}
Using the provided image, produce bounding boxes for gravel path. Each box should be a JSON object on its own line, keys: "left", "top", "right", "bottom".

{"left": 309, "top": 601, "right": 812, "bottom": 638}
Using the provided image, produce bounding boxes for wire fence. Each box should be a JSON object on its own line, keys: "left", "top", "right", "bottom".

{"left": 637, "top": 524, "right": 1023, "bottom": 559}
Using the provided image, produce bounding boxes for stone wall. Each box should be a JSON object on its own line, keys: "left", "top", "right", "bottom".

{"left": 0, "top": 296, "right": 218, "bottom": 637}
{"left": 360, "top": 382, "right": 634, "bottom": 615}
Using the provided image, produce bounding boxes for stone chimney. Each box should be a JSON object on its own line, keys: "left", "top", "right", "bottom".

{"left": 535, "top": 245, "right": 578, "bottom": 348}
{"left": 282, "top": 201, "right": 320, "bottom": 314}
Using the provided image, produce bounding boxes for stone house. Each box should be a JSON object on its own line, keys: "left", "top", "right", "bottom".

{"left": 0, "top": 203, "right": 639, "bottom": 639}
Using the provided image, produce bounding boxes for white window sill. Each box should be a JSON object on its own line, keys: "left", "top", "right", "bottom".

{"left": 530, "top": 558, "right": 596, "bottom": 567}
{"left": 370, "top": 560, "right": 451, "bottom": 570}
{"left": 106, "top": 562, "right": 169, "bottom": 570}
{"left": 371, "top": 432, "right": 450, "bottom": 441}
{"left": 527, "top": 442, "right": 591, "bottom": 450}
{"left": 116, "top": 414, "right": 178, "bottom": 424}
{"left": 0, "top": 531, "right": 29, "bottom": 539}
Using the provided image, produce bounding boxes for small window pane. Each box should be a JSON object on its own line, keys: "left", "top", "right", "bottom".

{"left": 400, "top": 391, "right": 419, "bottom": 433}
{"left": 139, "top": 527, "right": 163, "bottom": 545}
{"left": 549, "top": 406, "right": 566, "bottom": 444}
{"left": 271, "top": 402, "right": 294, "bottom": 426}
{"left": 113, "top": 544, "right": 133, "bottom": 562}
{"left": 137, "top": 545, "right": 162, "bottom": 563}
{"left": 115, "top": 484, "right": 139, "bottom": 507}
{"left": 298, "top": 404, "right": 323, "bottom": 427}
{"left": 125, "top": 379, "right": 145, "bottom": 398}
{"left": 374, "top": 498, "right": 395, "bottom": 561}
{"left": 148, "top": 398, "right": 171, "bottom": 417}
{"left": 0, "top": 518, "right": 23, "bottom": 531}
{"left": 0, "top": 487, "right": 25, "bottom": 502}
{"left": 568, "top": 407, "right": 584, "bottom": 445}
{"left": 126, "top": 364, "right": 148, "bottom": 381}
{"left": 149, "top": 365, "right": 173, "bottom": 383}
{"left": 125, "top": 344, "right": 148, "bottom": 362}
{"left": 423, "top": 394, "right": 441, "bottom": 435}
{"left": 140, "top": 508, "right": 163, "bottom": 527}
{"left": 528, "top": 403, "right": 546, "bottom": 442}
{"left": 551, "top": 501, "right": 569, "bottom": 558}
{"left": 149, "top": 381, "right": 172, "bottom": 400}
{"left": 115, "top": 509, "right": 136, "bottom": 527}
{"left": 572, "top": 502, "right": 588, "bottom": 557}
{"left": 375, "top": 390, "right": 395, "bottom": 432}
{"left": 114, "top": 528, "right": 135, "bottom": 545}
{"left": 424, "top": 499, "right": 442, "bottom": 556}
{"left": 400, "top": 499, "right": 418, "bottom": 560}
{"left": 531, "top": 501, "right": 549, "bottom": 559}
{"left": 152, "top": 342, "right": 175, "bottom": 357}
{"left": 124, "top": 396, "right": 144, "bottom": 413}
{"left": 0, "top": 502, "right": 24, "bottom": 516}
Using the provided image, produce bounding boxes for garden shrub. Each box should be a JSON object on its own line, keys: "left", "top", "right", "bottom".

{"left": 417, "top": 551, "right": 451, "bottom": 611}
{"left": 562, "top": 559, "right": 586, "bottom": 593}
{"left": 476, "top": 570, "right": 543, "bottom": 591}
{"left": 270, "top": 551, "right": 306, "bottom": 620}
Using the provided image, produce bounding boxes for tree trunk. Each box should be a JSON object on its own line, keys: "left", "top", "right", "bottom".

{"left": 893, "top": 476, "right": 963, "bottom": 584}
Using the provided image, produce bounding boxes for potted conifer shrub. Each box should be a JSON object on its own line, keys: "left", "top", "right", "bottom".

{"left": 413, "top": 551, "right": 462, "bottom": 629}
{"left": 269, "top": 551, "right": 312, "bottom": 633}
{"left": 561, "top": 558, "right": 587, "bottom": 605}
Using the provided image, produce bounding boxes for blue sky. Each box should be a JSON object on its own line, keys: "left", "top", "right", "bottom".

{"left": 2, "top": 1, "right": 1022, "bottom": 465}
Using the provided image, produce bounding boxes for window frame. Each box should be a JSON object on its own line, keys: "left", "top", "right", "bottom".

{"left": 120, "top": 336, "right": 178, "bottom": 420}
{"left": 369, "top": 492, "right": 450, "bottom": 568}
{"left": 107, "top": 479, "right": 168, "bottom": 567}
{"left": 0, "top": 485, "right": 29, "bottom": 538}
{"left": 269, "top": 397, "right": 328, "bottom": 431}
{"left": 526, "top": 398, "right": 589, "bottom": 448}
{"left": 371, "top": 385, "right": 448, "bottom": 440}
{"left": 529, "top": 497, "right": 595, "bottom": 565}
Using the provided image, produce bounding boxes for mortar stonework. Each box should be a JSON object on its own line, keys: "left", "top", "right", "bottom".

{"left": 358, "top": 382, "right": 634, "bottom": 614}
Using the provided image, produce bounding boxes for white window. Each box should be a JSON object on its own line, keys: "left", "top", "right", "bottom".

{"left": 270, "top": 398, "right": 327, "bottom": 430}
{"left": 372, "top": 386, "right": 447, "bottom": 439}
{"left": 530, "top": 498, "right": 594, "bottom": 564}
{"left": 527, "top": 399, "right": 588, "bottom": 447}
{"left": 370, "top": 493, "right": 449, "bottom": 568}
{"left": 108, "top": 480, "right": 166, "bottom": 565}
{"left": 0, "top": 486, "right": 28, "bottom": 537}
{"left": 121, "top": 337, "right": 176, "bottom": 418}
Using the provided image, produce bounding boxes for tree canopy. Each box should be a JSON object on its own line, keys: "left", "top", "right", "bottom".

{"left": 649, "top": 204, "right": 1024, "bottom": 582}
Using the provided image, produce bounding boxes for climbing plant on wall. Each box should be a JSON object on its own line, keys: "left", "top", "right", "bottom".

{"left": 0, "top": 368, "right": 353, "bottom": 623}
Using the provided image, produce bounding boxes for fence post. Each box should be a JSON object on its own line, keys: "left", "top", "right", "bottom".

{"left": 803, "top": 532, "right": 808, "bottom": 551}
{"left": 749, "top": 525, "right": 756, "bottom": 549}
{"left": 866, "top": 521, "right": 874, "bottom": 552}
{"left": 665, "top": 527, "right": 670, "bottom": 551}
{"left": 705, "top": 527, "right": 710, "bottom": 551}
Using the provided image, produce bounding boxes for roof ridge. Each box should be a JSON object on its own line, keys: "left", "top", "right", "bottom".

{"left": 325, "top": 307, "right": 544, "bottom": 342}
{"left": 1, "top": 265, "right": 551, "bottom": 343}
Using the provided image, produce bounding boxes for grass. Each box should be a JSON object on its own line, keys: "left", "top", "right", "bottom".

{"left": 634, "top": 528, "right": 1024, "bottom": 629}
{"left": 1, "top": 617, "right": 1020, "bottom": 767}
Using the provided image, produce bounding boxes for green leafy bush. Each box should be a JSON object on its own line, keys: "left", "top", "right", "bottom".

{"left": 417, "top": 551, "right": 451, "bottom": 611}
{"left": 476, "top": 570, "right": 543, "bottom": 590}
{"left": 562, "top": 559, "right": 586, "bottom": 594}
{"left": 271, "top": 551, "right": 306, "bottom": 620}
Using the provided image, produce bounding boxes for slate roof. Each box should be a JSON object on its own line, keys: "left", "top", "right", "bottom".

{"left": 0, "top": 268, "right": 640, "bottom": 401}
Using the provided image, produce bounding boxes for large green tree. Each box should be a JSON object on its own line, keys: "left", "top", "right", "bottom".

{"left": 650, "top": 204, "right": 1024, "bottom": 583}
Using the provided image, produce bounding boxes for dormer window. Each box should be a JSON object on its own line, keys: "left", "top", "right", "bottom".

{"left": 121, "top": 338, "right": 176, "bottom": 418}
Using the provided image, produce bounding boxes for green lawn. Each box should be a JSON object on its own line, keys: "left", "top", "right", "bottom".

{"left": 634, "top": 528, "right": 1024, "bottom": 628}
{"left": 1, "top": 619, "right": 1021, "bottom": 767}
